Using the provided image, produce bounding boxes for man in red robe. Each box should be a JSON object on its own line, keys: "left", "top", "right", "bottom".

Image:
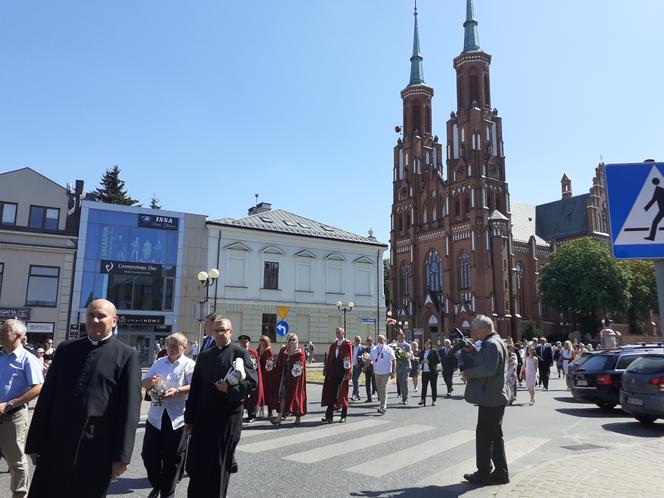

{"left": 238, "top": 335, "right": 264, "bottom": 423}
{"left": 321, "top": 328, "right": 353, "bottom": 423}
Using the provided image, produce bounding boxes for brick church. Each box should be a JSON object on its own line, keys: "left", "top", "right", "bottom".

{"left": 389, "top": 0, "right": 609, "bottom": 341}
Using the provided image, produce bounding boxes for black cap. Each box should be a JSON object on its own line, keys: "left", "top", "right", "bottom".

{"left": 238, "top": 335, "right": 251, "bottom": 341}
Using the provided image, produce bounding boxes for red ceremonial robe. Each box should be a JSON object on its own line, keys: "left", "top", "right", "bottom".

{"left": 321, "top": 340, "right": 353, "bottom": 409}
{"left": 243, "top": 348, "right": 264, "bottom": 414}
{"left": 282, "top": 347, "right": 307, "bottom": 417}
{"left": 259, "top": 347, "right": 279, "bottom": 412}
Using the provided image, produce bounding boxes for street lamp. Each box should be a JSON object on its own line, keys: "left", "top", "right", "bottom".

{"left": 398, "top": 320, "right": 410, "bottom": 341}
{"left": 336, "top": 301, "right": 354, "bottom": 332}
{"left": 197, "top": 268, "right": 219, "bottom": 346}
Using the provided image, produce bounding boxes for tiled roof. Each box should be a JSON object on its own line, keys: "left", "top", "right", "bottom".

{"left": 208, "top": 209, "right": 387, "bottom": 247}
{"left": 510, "top": 202, "right": 548, "bottom": 246}
{"left": 535, "top": 194, "right": 589, "bottom": 243}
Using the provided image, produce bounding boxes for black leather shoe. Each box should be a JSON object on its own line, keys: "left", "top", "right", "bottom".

{"left": 489, "top": 472, "right": 510, "bottom": 484}
{"left": 463, "top": 471, "right": 492, "bottom": 485}
{"left": 339, "top": 417, "right": 347, "bottom": 423}
{"left": 321, "top": 417, "right": 332, "bottom": 424}
{"left": 148, "top": 489, "right": 159, "bottom": 498}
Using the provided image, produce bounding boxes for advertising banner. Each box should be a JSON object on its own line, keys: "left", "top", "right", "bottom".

{"left": 138, "top": 214, "right": 179, "bottom": 231}
{"left": 100, "top": 259, "right": 162, "bottom": 277}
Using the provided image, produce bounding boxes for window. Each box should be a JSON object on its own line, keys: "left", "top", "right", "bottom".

{"left": 425, "top": 250, "right": 443, "bottom": 292}
{"left": 515, "top": 262, "right": 525, "bottom": 316}
{"left": 29, "top": 206, "right": 59, "bottom": 230}
{"left": 263, "top": 262, "right": 279, "bottom": 289}
{"left": 0, "top": 202, "right": 17, "bottom": 225}
{"left": 400, "top": 265, "right": 409, "bottom": 297}
{"left": 296, "top": 260, "right": 312, "bottom": 291}
{"left": 356, "top": 266, "right": 371, "bottom": 295}
{"left": 262, "top": 313, "right": 277, "bottom": 342}
{"left": 26, "top": 266, "right": 59, "bottom": 307}
{"left": 459, "top": 251, "right": 471, "bottom": 289}
{"left": 326, "top": 261, "right": 343, "bottom": 293}
{"left": 616, "top": 355, "right": 641, "bottom": 370}
{"left": 227, "top": 252, "right": 247, "bottom": 287}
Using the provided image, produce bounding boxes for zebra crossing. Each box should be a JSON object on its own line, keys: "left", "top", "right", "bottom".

{"left": 237, "top": 418, "right": 553, "bottom": 483}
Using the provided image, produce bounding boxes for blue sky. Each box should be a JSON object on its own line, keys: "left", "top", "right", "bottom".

{"left": 1, "top": 1, "right": 663, "bottom": 245}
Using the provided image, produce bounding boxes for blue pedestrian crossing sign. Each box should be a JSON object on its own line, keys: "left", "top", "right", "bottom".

{"left": 276, "top": 320, "right": 289, "bottom": 336}
{"left": 606, "top": 162, "right": 664, "bottom": 259}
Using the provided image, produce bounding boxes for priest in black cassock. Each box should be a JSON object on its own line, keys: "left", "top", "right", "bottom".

{"left": 25, "top": 299, "right": 141, "bottom": 498}
{"left": 185, "top": 316, "right": 258, "bottom": 498}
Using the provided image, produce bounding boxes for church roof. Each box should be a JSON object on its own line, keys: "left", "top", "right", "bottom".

{"left": 409, "top": 4, "right": 425, "bottom": 86}
{"left": 510, "top": 202, "right": 548, "bottom": 246}
{"left": 463, "top": 0, "right": 481, "bottom": 52}
{"left": 489, "top": 210, "right": 508, "bottom": 221}
{"left": 535, "top": 194, "right": 590, "bottom": 243}
{"left": 208, "top": 209, "right": 387, "bottom": 247}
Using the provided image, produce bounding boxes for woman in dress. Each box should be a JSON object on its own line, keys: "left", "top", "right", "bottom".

{"left": 258, "top": 335, "right": 278, "bottom": 418}
{"left": 562, "top": 340, "right": 575, "bottom": 389}
{"left": 410, "top": 341, "right": 421, "bottom": 392}
{"left": 274, "top": 334, "right": 307, "bottom": 426}
{"left": 521, "top": 346, "right": 539, "bottom": 405}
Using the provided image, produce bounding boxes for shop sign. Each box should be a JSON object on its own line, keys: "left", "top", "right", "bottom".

{"left": 100, "top": 259, "right": 162, "bottom": 277}
{"left": 117, "top": 314, "right": 165, "bottom": 326}
{"left": 138, "top": 214, "right": 179, "bottom": 231}
{"left": 26, "top": 322, "right": 54, "bottom": 333}
{"left": 0, "top": 308, "right": 31, "bottom": 321}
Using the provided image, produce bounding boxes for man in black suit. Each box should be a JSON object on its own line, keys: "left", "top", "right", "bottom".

{"left": 536, "top": 337, "right": 553, "bottom": 390}
{"left": 439, "top": 339, "right": 458, "bottom": 398}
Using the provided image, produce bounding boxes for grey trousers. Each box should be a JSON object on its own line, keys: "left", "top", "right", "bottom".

{"left": 396, "top": 365, "right": 410, "bottom": 401}
{"left": 374, "top": 374, "right": 390, "bottom": 412}
{"left": 0, "top": 408, "right": 29, "bottom": 498}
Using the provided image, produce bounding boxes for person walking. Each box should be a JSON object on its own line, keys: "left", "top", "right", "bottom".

{"left": 536, "top": 338, "right": 553, "bottom": 390}
{"left": 562, "top": 340, "right": 575, "bottom": 389}
{"left": 237, "top": 335, "right": 264, "bottom": 423}
{"left": 275, "top": 334, "right": 307, "bottom": 426}
{"left": 417, "top": 339, "right": 440, "bottom": 407}
{"left": 184, "top": 316, "right": 258, "bottom": 498}
{"left": 522, "top": 346, "right": 539, "bottom": 406}
{"left": 394, "top": 330, "right": 412, "bottom": 405}
{"left": 0, "top": 319, "right": 44, "bottom": 498}
{"left": 506, "top": 352, "right": 518, "bottom": 405}
{"left": 461, "top": 315, "right": 510, "bottom": 486}
{"left": 439, "top": 339, "right": 458, "bottom": 398}
{"left": 25, "top": 299, "right": 141, "bottom": 498}
{"left": 351, "top": 336, "right": 365, "bottom": 402}
{"left": 363, "top": 337, "right": 376, "bottom": 402}
{"left": 367, "top": 335, "right": 396, "bottom": 415}
{"left": 258, "top": 336, "right": 278, "bottom": 419}
{"left": 321, "top": 328, "right": 353, "bottom": 424}
{"left": 410, "top": 341, "right": 421, "bottom": 393}
{"left": 141, "top": 333, "right": 195, "bottom": 498}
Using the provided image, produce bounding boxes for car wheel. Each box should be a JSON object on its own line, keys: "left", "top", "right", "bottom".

{"left": 635, "top": 415, "right": 657, "bottom": 425}
{"left": 596, "top": 402, "right": 617, "bottom": 411}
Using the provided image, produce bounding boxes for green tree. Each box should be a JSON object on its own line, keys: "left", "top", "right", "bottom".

{"left": 623, "top": 260, "right": 658, "bottom": 334}
{"left": 149, "top": 193, "right": 162, "bottom": 210}
{"left": 539, "top": 238, "right": 630, "bottom": 335}
{"left": 89, "top": 165, "right": 138, "bottom": 205}
{"left": 521, "top": 319, "right": 541, "bottom": 341}
{"left": 383, "top": 258, "right": 392, "bottom": 307}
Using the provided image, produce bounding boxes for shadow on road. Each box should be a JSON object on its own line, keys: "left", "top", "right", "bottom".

{"left": 108, "top": 477, "right": 152, "bottom": 495}
{"left": 350, "top": 482, "right": 489, "bottom": 497}
{"left": 553, "top": 396, "right": 586, "bottom": 404}
{"left": 555, "top": 407, "right": 627, "bottom": 418}
{"left": 602, "top": 421, "right": 664, "bottom": 438}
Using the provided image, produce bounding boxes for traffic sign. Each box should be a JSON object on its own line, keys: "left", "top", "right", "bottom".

{"left": 606, "top": 162, "right": 664, "bottom": 259}
{"left": 276, "top": 320, "right": 289, "bottom": 336}
{"left": 276, "top": 306, "right": 290, "bottom": 320}
{"left": 361, "top": 318, "right": 376, "bottom": 325}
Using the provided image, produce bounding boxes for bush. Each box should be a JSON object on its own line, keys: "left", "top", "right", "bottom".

{"left": 521, "top": 320, "right": 541, "bottom": 341}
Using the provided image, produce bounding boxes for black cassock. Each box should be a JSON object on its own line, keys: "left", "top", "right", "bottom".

{"left": 25, "top": 336, "right": 141, "bottom": 498}
{"left": 185, "top": 342, "right": 258, "bottom": 498}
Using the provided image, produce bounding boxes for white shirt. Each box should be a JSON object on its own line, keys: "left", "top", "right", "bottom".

{"left": 422, "top": 350, "right": 430, "bottom": 372}
{"left": 143, "top": 355, "right": 195, "bottom": 430}
{"left": 369, "top": 344, "right": 396, "bottom": 375}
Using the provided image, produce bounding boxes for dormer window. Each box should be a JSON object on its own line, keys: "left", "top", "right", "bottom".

{"left": 29, "top": 206, "right": 59, "bottom": 230}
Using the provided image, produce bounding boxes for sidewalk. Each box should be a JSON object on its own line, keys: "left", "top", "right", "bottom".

{"left": 464, "top": 439, "right": 664, "bottom": 498}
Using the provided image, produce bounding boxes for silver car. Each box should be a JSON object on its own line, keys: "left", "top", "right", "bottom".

{"left": 620, "top": 353, "right": 664, "bottom": 424}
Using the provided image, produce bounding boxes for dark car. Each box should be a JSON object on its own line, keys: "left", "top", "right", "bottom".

{"left": 620, "top": 353, "right": 664, "bottom": 424}
{"left": 567, "top": 351, "right": 595, "bottom": 380}
{"left": 570, "top": 345, "right": 664, "bottom": 410}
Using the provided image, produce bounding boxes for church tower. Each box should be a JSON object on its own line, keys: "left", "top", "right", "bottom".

{"left": 444, "top": 0, "right": 514, "bottom": 336}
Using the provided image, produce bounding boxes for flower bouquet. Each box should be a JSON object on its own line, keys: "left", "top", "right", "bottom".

{"left": 392, "top": 344, "right": 410, "bottom": 361}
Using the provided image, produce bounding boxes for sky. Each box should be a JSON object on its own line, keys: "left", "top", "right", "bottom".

{"left": 1, "top": 1, "right": 663, "bottom": 245}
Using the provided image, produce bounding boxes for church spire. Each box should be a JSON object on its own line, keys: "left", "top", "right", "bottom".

{"left": 463, "top": 0, "right": 480, "bottom": 52}
{"left": 409, "top": 1, "right": 425, "bottom": 86}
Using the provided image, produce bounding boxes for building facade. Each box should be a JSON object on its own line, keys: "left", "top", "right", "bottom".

{"left": 0, "top": 167, "right": 83, "bottom": 345}
{"left": 206, "top": 203, "right": 387, "bottom": 352}
{"left": 389, "top": 1, "right": 609, "bottom": 341}
{"left": 70, "top": 201, "right": 208, "bottom": 366}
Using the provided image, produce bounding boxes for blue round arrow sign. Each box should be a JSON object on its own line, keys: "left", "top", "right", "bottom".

{"left": 276, "top": 320, "right": 289, "bottom": 337}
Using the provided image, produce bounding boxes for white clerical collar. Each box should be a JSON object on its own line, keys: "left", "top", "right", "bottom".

{"left": 88, "top": 333, "right": 113, "bottom": 346}
{"left": 336, "top": 339, "right": 343, "bottom": 345}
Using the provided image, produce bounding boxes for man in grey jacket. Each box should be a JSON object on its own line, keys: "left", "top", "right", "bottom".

{"left": 461, "top": 315, "right": 510, "bottom": 486}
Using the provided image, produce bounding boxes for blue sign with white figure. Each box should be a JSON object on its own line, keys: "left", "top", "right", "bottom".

{"left": 276, "top": 320, "right": 289, "bottom": 336}
{"left": 606, "top": 162, "right": 664, "bottom": 259}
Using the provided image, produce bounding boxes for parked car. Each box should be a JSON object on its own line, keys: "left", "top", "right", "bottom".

{"left": 567, "top": 351, "right": 595, "bottom": 380}
{"left": 620, "top": 353, "right": 664, "bottom": 424}
{"left": 570, "top": 345, "right": 664, "bottom": 410}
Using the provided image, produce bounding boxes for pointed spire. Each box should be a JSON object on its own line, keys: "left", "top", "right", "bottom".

{"left": 463, "top": 0, "right": 481, "bottom": 52}
{"left": 409, "top": 1, "right": 425, "bottom": 86}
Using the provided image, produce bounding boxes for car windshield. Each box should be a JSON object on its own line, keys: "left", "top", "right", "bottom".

{"left": 572, "top": 354, "right": 592, "bottom": 366}
{"left": 577, "top": 355, "right": 611, "bottom": 371}
{"left": 626, "top": 356, "right": 664, "bottom": 375}
{"left": 615, "top": 354, "right": 642, "bottom": 370}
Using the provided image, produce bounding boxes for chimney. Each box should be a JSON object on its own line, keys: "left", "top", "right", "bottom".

{"left": 248, "top": 202, "right": 272, "bottom": 216}
{"left": 561, "top": 174, "right": 572, "bottom": 199}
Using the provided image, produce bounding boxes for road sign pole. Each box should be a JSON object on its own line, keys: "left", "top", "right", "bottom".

{"left": 655, "top": 261, "right": 664, "bottom": 336}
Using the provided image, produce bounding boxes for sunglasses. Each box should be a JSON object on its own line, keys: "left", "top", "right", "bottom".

{"left": 288, "top": 338, "right": 297, "bottom": 342}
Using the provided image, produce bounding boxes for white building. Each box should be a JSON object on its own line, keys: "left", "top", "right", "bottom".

{"left": 205, "top": 203, "right": 387, "bottom": 351}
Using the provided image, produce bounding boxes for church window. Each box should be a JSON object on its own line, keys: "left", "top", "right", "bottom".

{"left": 469, "top": 71, "right": 480, "bottom": 104}
{"left": 413, "top": 105, "right": 421, "bottom": 135}
{"left": 433, "top": 146, "right": 438, "bottom": 168}
{"left": 459, "top": 251, "right": 471, "bottom": 289}
{"left": 401, "top": 265, "right": 409, "bottom": 297}
{"left": 423, "top": 209, "right": 427, "bottom": 224}
{"left": 397, "top": 212, "right": 403, "bottom": 232}
{"left": 464, "top": 192, "right": 471, "bottom": 214}
{"left": 398, "top": 150, "right": 405, "bottom": 180}
{"left": 454, "top": 196, "right": 461, "bottom": 217}
{"left": 432, "top": 206, "right": 437, "bottom": 222}
{"left": 484, "top": 74, "right": 491, "bottom": 106}
{"left": 461, "top": 128, "right": 465, "bottom": 143}
{"left": 425, "top": 251, "right": 443, "bottom": 293}
{"left": 453, "top": 124, "right": 459, "bottom": 159}
{"left": 425, "top": 106, "right": 431, "bottom": 134}
{"left": 515, "top": 262, "right": 525, "bottom": 316}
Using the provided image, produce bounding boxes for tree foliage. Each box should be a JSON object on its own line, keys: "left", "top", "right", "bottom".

{"left": 383, "top": 258, "right": 392, "bottom": 307}
{"left": 149, "top": 194, "right": 162, "bottom": 210}
{"left": 89, "top": 165, "right": 138, "bottom": 206}
{"left": 539, "top": 238, "right": 630, "bottom": 334}
{"left": 623, "top": 259, "right": 657, "bottom": 334}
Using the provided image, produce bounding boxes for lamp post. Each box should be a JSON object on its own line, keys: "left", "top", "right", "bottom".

{"left": 336, "top": 301, "right": 354, "bottom": 333}
{"left": 197, "top": 268, "right": 219, "bottom": 344}
{"left": 398, "top": 320, "right": 410, "bottom": 342}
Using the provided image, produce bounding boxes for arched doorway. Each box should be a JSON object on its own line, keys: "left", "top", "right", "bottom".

{"left": 428, "top": 314, "right": 440, "bottom": 343}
